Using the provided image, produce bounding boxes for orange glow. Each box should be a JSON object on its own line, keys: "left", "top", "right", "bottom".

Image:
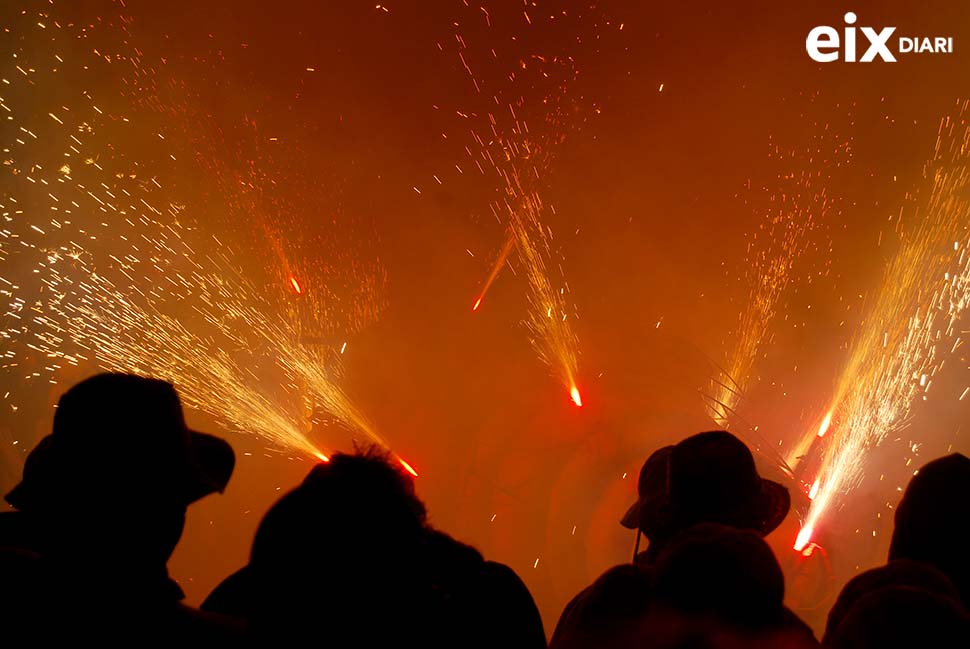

{"left": 314, "top": 451, "right": 330, "bottom": 462}
{"left": 570, "top": 385, "right": 583, "bottom": 407}
{"left": 472, "top": 296, "right": 483, "bottom": 311}
{"left": 817, "top": 411, "right": 833, "bottom": 438}
{"left": 289, "top": 276, "right": 302, "bottom": 294}
{"left": 801, "top": 543, "right": 816, "bottom": 558}
{"left": 794, "top": 523, "right": 814, "bottom": 552}
{"left": 398, "top": 457, "right": 418, "bottom": 477}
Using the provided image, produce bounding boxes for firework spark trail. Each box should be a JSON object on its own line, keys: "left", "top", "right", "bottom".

{"left": 40, "top": 262, "right": 326, "bottom": 459}
{"left": 707, "top": 249, "right": 797, "bottom": 427}
{"left": 276, "top": 342, "right": 416, "bottom": 474}
{"left": 280, "top": 345, "right": 384, "bottom": 448}
{"left": 132, "top": 78, "right": 388, "bottom": 345}
{"left": 796, "top": 103, "right": 970, "bottom": 550}
{"left": 440, "top": 3, "right": 598, "bottom": 405}
{"left": 707, "top": 151, "right": 837, "bottom": 429}
{"left": 31, "top": 216, "right": 395, "bottom": 463}
{"left": 472, "top": 230, "right": 514, "bottom": 311}
{"left": 506, "top": 192, "right": 581, "bottom": 405}
{"left": 488, "top": 158, "right": 583, "bottom": 406}
{"left": 1, "top": 3, "right": 394, "bottom": 464}
{"left": 30, "top": 214, "right": 345, "bottom": 456}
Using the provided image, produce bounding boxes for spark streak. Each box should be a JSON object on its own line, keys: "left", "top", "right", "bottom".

{"left": 472, "top": 230, "right": 515, "bottom": 312}
{"left": 441, "top": 2, "right": 592, "bottom": 406}
{"left": 707, "top": 138, "right": 840, "bottom": 428}
{"left": 509, "top": 190, "right": 582, "bottom": 406}
{"left": 795, "top": 102, "right": 970, "bottom": 550}
{"left": 1, "top": 4, "right": 398, "bottom": 467}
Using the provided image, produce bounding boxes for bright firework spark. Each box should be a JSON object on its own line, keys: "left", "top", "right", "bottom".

{"left": 472, "top": 230, "right": 514, "bottom": 312}
{"left": 570, "top": 385, "right": 583, "bottom": 408}
{"left": 706, "top": 132, "right": 844, "bottom": 428}
{"left": 808, "top": 478, "right": 820, "bottom": 501}
{"left": 0, "top": 2, "right": 398, "bottom": 465}
{"left": 39, "top": 251, "right": 325, "bottom": 459}
{"left": 507, "top": 189, "right": 582, "bottom": 407}
{"left": 398, "top": 457, "right": 419, "bottom": 477}
{"left": 429, "top": 2, "right": 603, "bottom": 406}
{"left": 786, "top": 407, "right": 835, "bottom": 479}
{"left": 795, "top": 101, "right": 970, "bottom": 550}
{"left": 817, "top": 411, "right": 833, "bottom": 438}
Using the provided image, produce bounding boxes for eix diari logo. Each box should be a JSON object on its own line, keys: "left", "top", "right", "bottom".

{"left": 806, "top": 12, "right": 954, "bottom": 62}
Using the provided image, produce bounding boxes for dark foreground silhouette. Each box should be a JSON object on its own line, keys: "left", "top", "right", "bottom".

{"left": 0, "top": 373, "right": 240, "bottom": 643}
{"left": 202, "top": 449, "right": 546, "bottom": 647}
{"left": 1, "top": 374, "right": 968, "bottom": 648}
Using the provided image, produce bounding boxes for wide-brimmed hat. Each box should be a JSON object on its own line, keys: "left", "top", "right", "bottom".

{"left": 5, "top": 373, "right": 234, "bottom": 511}
{"left": 620, "top": 445, "right": 674, "bottom": 532}
{"left": 620, "top": 431, "right": 789, "bottom": 537}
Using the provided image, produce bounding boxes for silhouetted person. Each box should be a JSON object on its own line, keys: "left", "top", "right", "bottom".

{"left": 203, "top": 449, "right": 545, "bottom": 648}
{"left": 823, "top": 559, "right": 963, "bottom": 644}
{"left": 427, "top": 527, "right": 547, "bottom": 649}
{"left": 553, "top": 432, "right": 794, "bottom": 646}
{"left": 653, "top": 523, "right": 785, "bottom": 628}
{"left": 889, "top": 453, "right": 970, "bottom": 607}
{"left": 0, "top": 373, "right": 239, "bottom": 642}
{"left": 651, "top": 523, "right": 817, "bottom": 647}
{"left": 0, "top": 546, "right": 42, "bottom": 638}
{"left": 621, "top": 431, "right": 790, "bottom": 563}
{"left": 825, "top": 585, "right": 970, "bottom": 648}
{"left": 549, "top": 563, "right": 654, "bottom": 649}
{"left": 620, "top": 444, "right": 674, "bottom": 564}
{"left": 554, "top": 524, "right": 816, "bottom": 649}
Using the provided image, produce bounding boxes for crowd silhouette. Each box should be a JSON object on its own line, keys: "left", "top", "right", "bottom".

{"left": 2, "top": 373, "right": 969, "bottom": 646}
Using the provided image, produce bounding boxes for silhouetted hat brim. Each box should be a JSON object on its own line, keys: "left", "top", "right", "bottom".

{"left": 183, "top": 430, "right": 236, "bottom": 503}
{"left": 620, "top": 477, "right": 790, "bottom": 535}
{"left": 754, "top": 478, "right": 790, "bottom": 536}
{"left": 620, "top": 499, "right": 643, "bottom": 530}
{"left": 620, "top": 445, "right": 675, "bottom": 531}
{"left": 4, "top": 429, "right": 235, "bottom": 511}
{"left": 620, "top": 493, "right": 673, "bottom": 536}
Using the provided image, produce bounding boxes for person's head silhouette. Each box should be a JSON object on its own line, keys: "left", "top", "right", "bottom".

{"left": 889, "top": 453, "right": 970, "bottom": 607}
{"left": 621, "top": 431, "right": 790, "bottom": 561}
{"left": 5, "top": 372, "right": 234, "bottom": 566}
{"left": 218, "top": 449, "right": 438, "bottom": 644}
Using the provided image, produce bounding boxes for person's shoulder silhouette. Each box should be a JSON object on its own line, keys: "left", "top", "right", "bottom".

{"left": 550, "top": 563, "right": 654, "bottom": 649}
{"left": 204, "top": 448, "right": 545, "bottom": 647}
{"left": 827, "top": 585, "right": 970, "bottom": 648}
{"left": 824, "top": 559, "right": 963, "bottom": 643}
